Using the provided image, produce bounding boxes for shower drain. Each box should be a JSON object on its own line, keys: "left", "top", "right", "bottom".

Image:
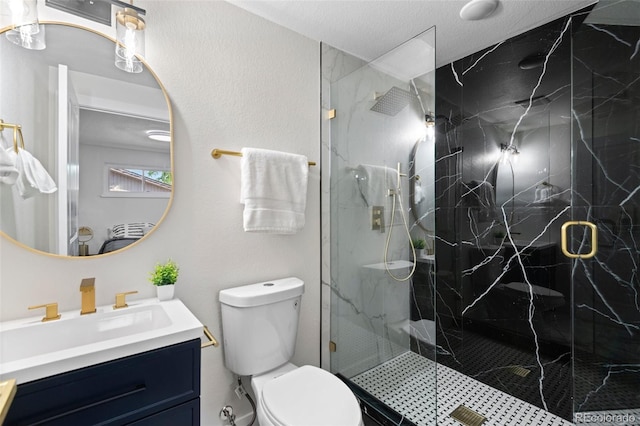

{"left": 450, "top": 405, "right": 487, "bottom": 426}
{"left": 506, "top": 365, "right": 532, "bottom": 377}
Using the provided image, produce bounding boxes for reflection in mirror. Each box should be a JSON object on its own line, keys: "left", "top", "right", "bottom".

{"left": 409, "top": 132, "right": 435, "bottom": 235}
{"left": 0, "top": 23, "right": 172, "bottom": 257}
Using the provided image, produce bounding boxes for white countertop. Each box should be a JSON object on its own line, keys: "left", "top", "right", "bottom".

{"left": 0, "top": 298, "right": 203, "bottom": 384}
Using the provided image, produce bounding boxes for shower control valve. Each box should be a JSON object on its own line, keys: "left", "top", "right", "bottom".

{"left": 371, "top": 206, "right": 385, "bottom": 233}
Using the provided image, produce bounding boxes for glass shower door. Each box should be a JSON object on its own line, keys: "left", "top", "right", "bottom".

{"left": 571, "top": 1, "right": 640, "bottom": 423}
{"left": 322, "top": 27, "right": 437, "bottom": 426}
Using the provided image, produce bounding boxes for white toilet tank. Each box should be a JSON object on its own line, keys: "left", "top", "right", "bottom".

{"left": 219, "top": 277, "right": 304, "bottom": 376}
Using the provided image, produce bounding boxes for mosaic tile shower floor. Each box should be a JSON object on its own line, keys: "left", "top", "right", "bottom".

{"left": 352, "top": 351, "right": 574, "bottom": 426}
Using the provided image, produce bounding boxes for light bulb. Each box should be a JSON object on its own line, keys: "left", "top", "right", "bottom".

{"left": 115, "top": 7, "right": 145, "bottom": 73}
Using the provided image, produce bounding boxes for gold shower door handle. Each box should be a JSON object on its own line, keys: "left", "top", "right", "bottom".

{"left": 561, "top": 221, "right": 598, "bottom": 259}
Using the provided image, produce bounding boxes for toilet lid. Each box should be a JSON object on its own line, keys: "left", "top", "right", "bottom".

{"left": 262, "top": 365, "right": 362, "bottom": 426}
{"left": 504, "top": 282, "right": 564, "bottom": 298}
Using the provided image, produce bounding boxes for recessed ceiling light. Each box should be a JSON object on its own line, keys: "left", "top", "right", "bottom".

{"left": 460, "top": 0, "right": 499, "bottom": 21}
{"left": 146, "top": 130, "right": 171, "bottom": 142}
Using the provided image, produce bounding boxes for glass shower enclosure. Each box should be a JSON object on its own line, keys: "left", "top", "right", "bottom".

{"left": 435, "top": 2, "right": 639, "bottom": 423}
{"left": 323, "top": 1, "right": 639, "bottom": 425}
{"left": 321, "top": 27, "right": 437, "bottom": 426}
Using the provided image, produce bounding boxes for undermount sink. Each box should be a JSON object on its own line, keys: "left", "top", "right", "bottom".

{"left": 0, "top": 298, "right": 203, "bottom": 384}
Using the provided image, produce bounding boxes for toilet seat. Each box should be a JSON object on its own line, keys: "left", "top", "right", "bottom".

{"left": 261, "top": 365, "right": 362, "bottom": 426}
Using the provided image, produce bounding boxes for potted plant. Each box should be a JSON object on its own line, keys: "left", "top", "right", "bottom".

{"left": 412, "top": 238, "right": 426, "bottom": 259}
{"left": 149, "top": 259, "right": 179, "bottom": 301}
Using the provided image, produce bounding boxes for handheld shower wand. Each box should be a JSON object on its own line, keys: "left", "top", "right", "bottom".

{"left": 384, "top": 162, "right": 417, "bottom": 281}
{"left": 396, "top": 162, "right": 406, "bottom": 190}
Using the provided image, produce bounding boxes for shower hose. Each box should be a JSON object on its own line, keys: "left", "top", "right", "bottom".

{"left": 383, "top": 183, "right": 417, "bottom": 281}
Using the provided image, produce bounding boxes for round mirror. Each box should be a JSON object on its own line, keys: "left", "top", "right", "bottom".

{"left": 0, "top": 23, "right": 172, "bottom": 257}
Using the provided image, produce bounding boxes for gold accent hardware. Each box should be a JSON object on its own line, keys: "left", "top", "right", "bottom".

{"left": 80, "top": 277, "right": 97, "bottom": 315}
{"left": 28, "top": 303, "right": 61, "bottom": 322}
{"left": 210, "top": 149, "right": 316, "bottom": 166}
{"left": 561, "top": 221, "right": 598, "bottom": 259}
{"left": 371, "top": 205, "right": 384, "bottom": 232}
{"left": 450, "top": 405, "right": 487, "bottom": 426}
{"left": 116, "top": 7, "right": 146, "bottom": 31}
{"left": 202, "top": 325, "right": 219, "bottom": 348}
{"left": 0, "top": 379, "right": 17, "bottom": 425}
{"left": 506, "top": 365, "right": 531, "bottom": 377}
{"left": 329, "top": 340, "right": 337, "bottom": 352}
{"left": 327, "top": 109, "right": 336, "bottom": 119}
{"left": 113, "top": 291, "right": 138, "bottom": 309}
{"left": 0, "top": 119, "right": 26, "bottom": 153}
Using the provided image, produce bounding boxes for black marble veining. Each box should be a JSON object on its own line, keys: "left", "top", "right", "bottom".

{"left": 431, "top": 2, "right": 640, "bottom": 421}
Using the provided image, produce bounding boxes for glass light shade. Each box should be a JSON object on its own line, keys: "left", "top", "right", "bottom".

{"left": 115, "top": 7, "right": 145, "bottom": 73}
{"left": 4, "top": 0, "right": 46, "bottom": 50}
{"left": 6, "top": 22, "right": 46, "bottom": 50}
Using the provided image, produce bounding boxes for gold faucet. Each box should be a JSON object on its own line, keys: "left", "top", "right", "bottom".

{"left": 28, "top": 303, "right": 61, "bottom": 322}
{"left": 113, "top": 291, "right": 138, "bottom": 309}
{"left": 80, "top": 278, "right": 96, "bottom": 315}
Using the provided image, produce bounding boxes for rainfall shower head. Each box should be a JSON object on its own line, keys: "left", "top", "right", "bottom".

{"left": 370, "top": 86, "right": 413, "bottom": 116}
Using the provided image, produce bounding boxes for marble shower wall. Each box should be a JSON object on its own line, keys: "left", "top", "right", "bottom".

{"left": 434, "top": 3, "right": 640, "bottom": 422}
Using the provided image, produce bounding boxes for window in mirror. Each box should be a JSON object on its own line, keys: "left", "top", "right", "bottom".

{"left": 105, "top": 165, "right": 171, "bottom": 197}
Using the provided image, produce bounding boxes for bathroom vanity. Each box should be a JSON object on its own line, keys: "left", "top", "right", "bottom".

{"left": 4, "top": 339, "right": 201, "bottom": 425}
{"left": 0, "top": 298, "right": 204, "bottom": 425}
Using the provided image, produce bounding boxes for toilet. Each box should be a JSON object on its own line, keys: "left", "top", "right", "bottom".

{"left": 219, "top": 277, "right": 363, "bottom": 426}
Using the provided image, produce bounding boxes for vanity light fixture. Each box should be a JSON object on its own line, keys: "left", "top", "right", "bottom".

{"left": 459, "top": 0, "right": 499, "bottom": 21}
{"left": 4, "top": 0, "right": 46, "bottom": 50}
{"left": 115, "top": 1, "right": 146, "bottom": 74}
{"left": 146, "top": 130, "right": 171, "bottom": 142}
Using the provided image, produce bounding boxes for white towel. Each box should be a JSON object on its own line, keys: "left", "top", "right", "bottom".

{"left": 240, "top": 147, "right": 308, "bottom": 234}
{"left": 354, "top": 164, "right": 398, "bottom": 207}
{"left": 13, "top": 148, "right": 57, "bottom": 199}
{"left": 0, "top": 147, "right": 18, "bottom": 185}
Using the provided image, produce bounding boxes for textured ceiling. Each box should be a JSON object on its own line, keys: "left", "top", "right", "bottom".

{"left": 228, "top": 0, "right": 597, "bottom": 67}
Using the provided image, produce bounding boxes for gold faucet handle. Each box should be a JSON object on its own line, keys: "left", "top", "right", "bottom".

{"left": 28, "top": 303, "right": 61, "bottom": 322}
{"left": 113, "top": 291, "right": 138, "bottom": 309}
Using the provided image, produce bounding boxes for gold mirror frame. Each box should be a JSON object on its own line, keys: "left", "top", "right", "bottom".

{"left": 0, "top": 22, "right": 174, "bottom": 258}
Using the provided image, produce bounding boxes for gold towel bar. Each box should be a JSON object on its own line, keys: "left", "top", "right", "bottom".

{"left": 0, "top": 120, "right": 26, "bottom": 153}
{"left": 211, "top": 148, "right": 316, "bottom": 166}
{"left": 202, "top": 325, "right": 220, "bottom": 348}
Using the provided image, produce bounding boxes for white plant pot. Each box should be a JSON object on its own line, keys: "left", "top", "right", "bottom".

{"left": 156, "top": 284, "right": 175, "bottom": 301}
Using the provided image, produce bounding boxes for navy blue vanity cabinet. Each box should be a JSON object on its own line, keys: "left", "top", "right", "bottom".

{"left": 5, "top": 339, "right": 201, "bottom": 425}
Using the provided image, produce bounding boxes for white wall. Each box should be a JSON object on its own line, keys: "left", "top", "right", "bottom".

{"left": 0, "top": 2, "right": 320, "bottom": 424}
